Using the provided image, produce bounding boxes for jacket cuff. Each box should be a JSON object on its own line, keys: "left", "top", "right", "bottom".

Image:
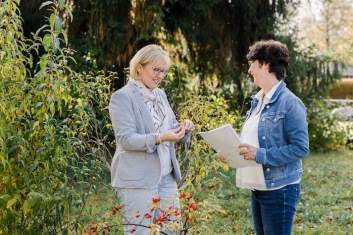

{"left": 256, "top": 148, "right": 266, "bottom": 165}
{"left": 180, "top": 132, "right": 191, "bottom": 142}
{"left": 146, "top": 133, "right": 158, "bottom": 153}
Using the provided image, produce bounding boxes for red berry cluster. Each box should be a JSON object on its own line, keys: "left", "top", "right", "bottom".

{"left": 187, "top": 202, "right": 196, "bottom": 210}
{"left": 152, "top": 197, "right": 161, "bottom": 203}
{"left": 179, "top": 192, "right": 193, "bottom": 200}
{"left": 112, "top": 204, "right": 123, "bottom": 214}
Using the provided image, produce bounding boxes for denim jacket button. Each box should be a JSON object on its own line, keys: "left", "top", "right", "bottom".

{"left": 271, "top": 183, "right": 274, "bottom": 186}
{"left": 266, "top": 105, "right": 269, "bottom": 109}
{"left": 262, "top": 136, "right": 266, "bottom": 140}
{"left": 262, "top": 118, "right": 265, "bottom": 121}
{"left": 266, "top": 168, "right": 270, "bottom": 171}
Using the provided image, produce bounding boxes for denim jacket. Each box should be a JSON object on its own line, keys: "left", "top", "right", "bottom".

{"left": 244, "top": 82, "right": 309, "bottom": 189}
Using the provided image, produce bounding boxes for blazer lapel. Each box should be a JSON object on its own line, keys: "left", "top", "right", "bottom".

{"left": 128, "top": 82, "right": 157, "bottom": 133}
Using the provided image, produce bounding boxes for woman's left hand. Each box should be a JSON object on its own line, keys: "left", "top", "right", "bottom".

{"left": 182, "top": 119, "right": 195, "bottom": 133}
{"left": 239, "top": 143, "right": 257, "bottom": 161}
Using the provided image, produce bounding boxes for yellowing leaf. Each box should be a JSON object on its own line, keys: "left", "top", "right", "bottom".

{"left": 23, "top": 200, "right": 29, "bottom": 215}
{"left": 222, "top": 164, "right": 229, "bottom": 172}
{"left": 7, "top": 198, "right": 17, "bottom": 209}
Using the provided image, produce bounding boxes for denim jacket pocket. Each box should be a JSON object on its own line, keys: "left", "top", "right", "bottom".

{"left": 266, "top": 113, "right": 285, "bottom": 146}
{"left": 264, "top": 165, "right": 286, "bottom": 180}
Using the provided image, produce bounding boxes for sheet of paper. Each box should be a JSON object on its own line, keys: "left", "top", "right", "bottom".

{"left": 200, "top": 124, "right": 259, "bottom": 168}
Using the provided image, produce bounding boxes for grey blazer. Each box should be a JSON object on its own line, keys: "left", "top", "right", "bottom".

{"left": 109, "top": 82, "right": 190, "bottom": 188}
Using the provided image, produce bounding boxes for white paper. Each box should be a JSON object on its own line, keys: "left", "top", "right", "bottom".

{"left": 200, "top": 124, "right": 259, "bottom": 168}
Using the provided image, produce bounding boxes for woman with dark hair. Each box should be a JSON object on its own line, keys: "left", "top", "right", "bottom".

{"left": 219, "top": 40, "right": 309, "bottom": 234}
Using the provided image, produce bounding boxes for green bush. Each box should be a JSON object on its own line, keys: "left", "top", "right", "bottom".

{"left": 0, "top": 1, "right": 113, "bottom": 233}
{"left": 307, "top": 100, "right": 348, "bottom": 152}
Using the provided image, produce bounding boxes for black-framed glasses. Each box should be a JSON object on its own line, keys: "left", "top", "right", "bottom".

{"left": 145, "top": 65, "right": 169, "bottom": 77}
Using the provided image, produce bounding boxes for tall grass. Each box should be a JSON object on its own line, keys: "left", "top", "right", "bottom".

{"left": 329, "top": 79, "right": 353, "bottom": 99}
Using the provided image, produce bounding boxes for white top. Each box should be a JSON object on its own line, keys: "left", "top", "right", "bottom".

{"left": 236, "top": 81, "right": 299, "bottom": 190}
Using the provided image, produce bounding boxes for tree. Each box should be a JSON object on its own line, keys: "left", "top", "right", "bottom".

{"left": 297, "top": 0, "right": 353, "bottom": 64}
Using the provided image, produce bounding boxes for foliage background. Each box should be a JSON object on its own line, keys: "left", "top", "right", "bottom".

{"left": 1, "top": 0, "right": 352, "bottom": 234}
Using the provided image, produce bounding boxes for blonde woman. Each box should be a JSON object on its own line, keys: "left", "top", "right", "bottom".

{"left": 109, "top": 44, "right": 195, "bottom": 234}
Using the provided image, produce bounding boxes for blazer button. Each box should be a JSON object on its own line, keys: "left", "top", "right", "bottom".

{"left": 266, "top": 105, "right": 270, "bottom": 109}
{"left": 271, "top": 183, "right": 274, "bottom": 186}
{"left": 262, "top": 118, "right": 265, "bottom": 121}
{"left": 262, "top": 136, "right": 266, "bottom": 140}
{"left": 267, "top": 168, "right": 270, "bottom": 171}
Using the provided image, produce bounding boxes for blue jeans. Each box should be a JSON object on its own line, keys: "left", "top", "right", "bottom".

{"left": 251, "top": 183, "right": 301, "bottom": 235}
{"left": 116, "top": 172, "right": 180, "bottom": 235}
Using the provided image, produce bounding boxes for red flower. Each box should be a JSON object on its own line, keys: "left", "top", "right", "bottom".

{"left": 145, "top": 213, "right": 152, "bottom": 219}
{"left": 119, "top": 204, "right": 123, "bottom": 209}
{"left": 91, "top": 220, "right": 95, "bottom": 224}
{"left": 188, "top": 193, "right": 193, "bottom": 200}
{"left": 83, "top": 228, "right": 87, "bottom": 233}
{"left": 112, "top": 208, "right": 117, "bottom": 214}
{"left": 89, "top": 232, "right": 92, "bottom": 235}
{"left": 131, "top": 228, "right": 136, "bottom": 233}
{"left": 102, "top": 229, "right": 106, "bottom": 234}
{"left": 152, "top": 197, "right": 161, "bottom": 203}
{"left": 136, "top": 214, "right": 140, "bottom": 218}
{"left": 161, "top": 209, "right": 165, "bottom": 213}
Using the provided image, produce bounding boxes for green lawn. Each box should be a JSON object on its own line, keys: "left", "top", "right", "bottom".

{"left": 76, "top": 150, "right": 353, "bottom": 234}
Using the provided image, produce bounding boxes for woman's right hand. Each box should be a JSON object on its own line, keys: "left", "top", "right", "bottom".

{"left": 161, "top": 126, "right": 186, "bottom": 142}
{"left": 217, "top": 154, "right": 228, "bottom": 163}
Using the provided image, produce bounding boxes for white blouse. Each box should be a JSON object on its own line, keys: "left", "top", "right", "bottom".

{"left": 236, "top": 81, "right": 289, "bottom": 190}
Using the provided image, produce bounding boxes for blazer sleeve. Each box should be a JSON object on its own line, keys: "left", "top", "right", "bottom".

{"left": 109, "top": 91, "right": 157, "bottom": 153}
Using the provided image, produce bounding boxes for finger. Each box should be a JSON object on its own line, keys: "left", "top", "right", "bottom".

{"left": 238, "top": 143, "right": 249, "bottom": 149}
{"left": 173, "top": 126, "right": 183, "bottom": 132}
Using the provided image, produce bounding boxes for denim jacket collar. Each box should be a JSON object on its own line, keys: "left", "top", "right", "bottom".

{"left": 250, "top": 81, "right": 287, "bottom": 111}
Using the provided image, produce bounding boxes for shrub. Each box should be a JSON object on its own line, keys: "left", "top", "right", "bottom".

{"left": 307, "top": 100, "right": 348, "bottom": 152}
{"left": 0, "top": 1, "right": 113, "bottom": 233}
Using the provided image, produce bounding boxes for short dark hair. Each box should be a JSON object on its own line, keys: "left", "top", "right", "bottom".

{"left": 246, "top": 40, "right": 289, "bottom": 81}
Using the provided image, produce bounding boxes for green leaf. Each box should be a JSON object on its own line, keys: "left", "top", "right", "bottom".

{"left": 49, "top": 13, "right": 56, "bottom": 26}
{"left": 59, "top": 0, "right": 65, "bottom": 8}
{"left": 39, "top": 1, "right": 54, "bottom": 10}
{"left": 7, "top": 198, "right": 18, "bottom": 209}
{"left": 64, "top": 5, "right": 73, "bottom": 22}
{"left": 23, "top": 200, "right": 30, "bottom": 215}
{"left": 28, "top": 161, "right": 39, "bottom": 172}
{"left": 61, "top": 29, "right": 68, "bottom": 45}
{"left": 50, "top": 103, "right": 55, "bottom": 116}
{"left": 55, "top": 16, "right": 63, "bottom": 34}
{"left": 34, "top": 102, "right": 43, "bottom": 109}
{"left": 0, "top": 194, "right": 11, "bottom": 200}
{"left": 35, "top": 24, "right": 49, "bottom": 37}
{"left": 32, "top": 121, "right": 40, "bottom": 129}
{"left": 7, "top": 145, "right": 17, "bottom": 154}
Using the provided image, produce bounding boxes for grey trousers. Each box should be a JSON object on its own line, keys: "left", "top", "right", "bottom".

{"left": 115, "top": 172, "right": 181, "bottom": 235}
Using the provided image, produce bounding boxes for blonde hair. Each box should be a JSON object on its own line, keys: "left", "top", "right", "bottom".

{"left": 129, "top": 44, "right": 171, "bottom": 80}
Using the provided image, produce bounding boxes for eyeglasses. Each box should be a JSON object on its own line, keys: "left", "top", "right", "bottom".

{"left": 145, "top": 65, "right": 169, "bottom": 77}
